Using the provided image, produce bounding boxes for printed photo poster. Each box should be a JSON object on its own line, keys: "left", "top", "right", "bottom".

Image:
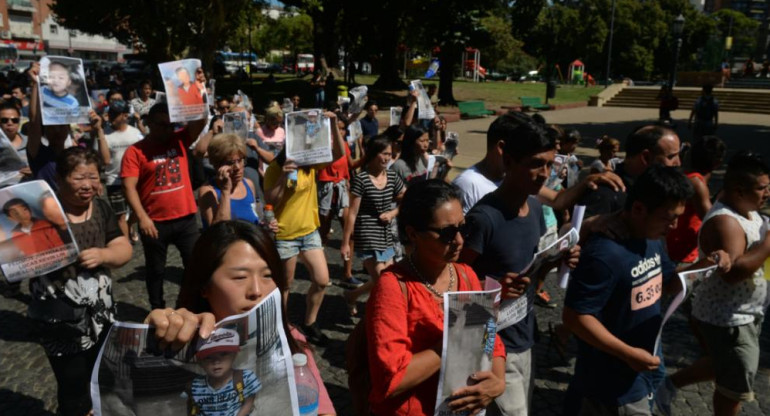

{"left": 348, "top": 85, "right": 368, "bottom": 115}
{"left": 435, "top": 282, "right": 501, "bottom": 416}
{"left": 158, "top": 59, "right": 208, "bottom": 123}
{"left": 38, "top": 56, "right": 91, "bottom": 125}
{"left": 223, "top": 111, "right": 249, "bottom": 140}
{"left": 91, "top": 289, "right": 299, "bottom": 416}
{"left": 285, "top": 110, "right": 333, "bottom": 166}
{"left": 390, "top": 106, "right": 403, "bottom": 126}
{"left": 411, "top": 79, "right": 435, "bottom": 120}
{"left": 443, "top": 131, "right": 459, "bottom": 159}
{"left": 0, "top": 181, "right": 78, "bottom": 282}
{"left": 0, "top": 130, "right": 27, "bottom": 188}
{"left": 90, "top": 89, "right": 109, "bottom": 109}
{"left": 347, "top": 120, "right": 362, "bottom": 146}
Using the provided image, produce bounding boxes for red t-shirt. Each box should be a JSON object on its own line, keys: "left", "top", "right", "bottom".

{"left": 12, "top": 219, "right": 65, "bottom": 255}
{"left": 366, "top": 262, "right": 506, "bottom": 416}
{"left": 120, "top": 130, "right": 198, "bottom": 221}
{"left": 317, "top": 145, "right": 351, "bottom": 183}
{"left": 666, "top": 172, "right": 704, "bottom": 263}
{"left": 177, "top": 84, "right": 203, "bottom": 106}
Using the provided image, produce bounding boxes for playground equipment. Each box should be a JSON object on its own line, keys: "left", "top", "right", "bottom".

{"left": 568, "top": 59, "right": 585, "bottom": 85}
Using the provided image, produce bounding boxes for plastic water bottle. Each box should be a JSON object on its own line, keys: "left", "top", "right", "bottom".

{"left": 293, "top": 353, "right": 319, "bottom": 416}
{"left": 262, "top": 204, "right": 275, "bottom": 238}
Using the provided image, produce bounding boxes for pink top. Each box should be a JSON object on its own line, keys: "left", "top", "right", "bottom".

{"left": 290, "top": 327, "right": 336, "bottom": 415}
{"left": 257, "top": 126, "right": 286, "bottom": 174}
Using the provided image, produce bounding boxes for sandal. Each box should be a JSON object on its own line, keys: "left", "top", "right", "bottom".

{"left": 343, "top": 290, "right": 358, "bottom": 316}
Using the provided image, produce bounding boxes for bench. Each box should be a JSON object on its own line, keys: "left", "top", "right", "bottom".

{"left": 519, "top": 96, "right": 551, "bottom": 111}
{"left": 458, "top": 101, "right": 494, "bottom": 118}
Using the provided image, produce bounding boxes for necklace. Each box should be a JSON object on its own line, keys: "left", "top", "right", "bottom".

{"left": 407, "top": 255, "right": 455, "bottom": 298}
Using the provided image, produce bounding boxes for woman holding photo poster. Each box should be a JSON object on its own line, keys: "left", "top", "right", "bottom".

{"left": 145, "top": 221, "right": 336, "bottom": 415}
{"left": 366, "top": 179, "right": 506, "bottom": 415}
{"left": 28, "top": 147, "right": 132, "bottom": 416}
{"left": 262, "top": 111, "right": 347, "bottom": 345}
{"left": 390, "top": 125, "right": 451, "bottom": 185}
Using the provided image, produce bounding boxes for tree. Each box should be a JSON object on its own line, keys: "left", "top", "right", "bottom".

{"left": 254, "top": 12, "right": 314, "bottom": 62}
{"left": 712, "top": 9, "right": 759, "bottom": 59}
{"left": 51, "top": 0, "right": 258, "bottom": 70}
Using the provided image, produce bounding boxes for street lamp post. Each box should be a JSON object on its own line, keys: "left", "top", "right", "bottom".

{"left": 605, "top": 0, "right": 616, "bottom": 87}
{"left": 668, "top": 14, "right": 685, "bottom": 90}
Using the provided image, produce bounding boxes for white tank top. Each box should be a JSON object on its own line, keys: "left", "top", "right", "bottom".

{"left": 692, "top": 201, "right": 767, "bottom": 326}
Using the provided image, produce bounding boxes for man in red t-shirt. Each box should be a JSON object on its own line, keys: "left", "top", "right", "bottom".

{"left": 121, "top": 103, "right": 207, "bottom": 309}
{"left": 3, "top": 198, "right": 65, "bottom": 257}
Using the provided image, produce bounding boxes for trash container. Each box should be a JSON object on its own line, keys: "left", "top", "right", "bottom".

{"left": 546, "top": 81, "right": 557, "bottom": 99}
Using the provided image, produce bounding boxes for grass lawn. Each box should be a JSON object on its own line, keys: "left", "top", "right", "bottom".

{"left": 215, "top": 73, "right": 602, "bottom": 112}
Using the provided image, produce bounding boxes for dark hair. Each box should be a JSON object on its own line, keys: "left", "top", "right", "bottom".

{"left": 0, "top": 101, "right": 20, "bottom": 116}
{"left": 106, "top": 89, "right": 122, "bottom": 100}
{"left": 689, "top": 136, "right": 726, "bottom": 174}
{"left": 364, "top": 100, "right": 377, "bottom": 111}
{"left": 487, "top": 112, "right": 533, "bottom": 149}
{"left": 148, "top": 102, "right": 169, "bottom": 118}
{"left": 139, "top": 80, "right": 152, "bottom": 89}
{"left": 55, "top": 147, "right": 101, "bottom": 179}
{"left": 397, "top": 179, "right": 462, "bottom": 241}
{"left": 702, "top": 84, "right": 714, "bottom": 95}
{"left": 2, "top": 198, "right": 29, "bottom": 216}
{"left": 564, "top": 128, "right": 581, "bottom": 144}
{"left": 176, "top": 221, "right": 300, "bottom": 353}
{"left": 724, "top": 151, "right": 770, "bottom": 192}
{"left": 531, "top": 113, "right": 546, "bottom": 126}
{"left": 382, "top": 125, "right": 403, "bottom": 142}
{"left": 625, "top": 165, "right": 693, "bottom": 211}
{"left": 400, "top": 125, "right": 428, "bottom": 171}
{"left": 362, "top": 135, "right": 393, "bottom": 168}
{"left": 502, "top": 120, "right": 554, "bottom": 160}
{"left": 108, "top": 100, "right": 130, "bottom": 118}
{"left": 625, "top": 125, "right": 674, "bottom": 158}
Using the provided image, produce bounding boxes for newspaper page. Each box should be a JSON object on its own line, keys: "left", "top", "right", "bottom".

{"left": 435, "top": 280, "right": 501, "bottom": 416}
{"left": 0, "top": 181, "right": 78, "bottom": 282}
{"left": 496, "top": 228, "right": 579, "bottom": 331}
{"left": 390, "top": 107, "right": 403, "bottom": 126}
{"left": 39, "top": 56, "right": 91, "bottom": 125}
{"left": 91, "top": 288, "right": 299, "bottom": 416}
{"left": 348, "top": 85, "right": 368, "bottom": 115}
{"left": 443, "top": 132, "right": 459, "bottom": 160}
{"left": 653, "top": 266, "right": 715, "bottom": 352}
{"left": 411, "top": 80, "right": 435, "bottom": 120}
{"left": 223, "top": 111, "right": 249, "bottom": 140}
{"left": 0, "top": 130, "right": 27, "bottom": 188}
{"left": 558, "top": 205, "right": 586, "bottom": 289}
{"left": 158, "top": 59, "right": 208, "bottom": 123}
{"left": 285, "top": 110, "right": 333, "bottom": 166}
{"left": 347, "top": 120, "right": 362, "bottom": 146}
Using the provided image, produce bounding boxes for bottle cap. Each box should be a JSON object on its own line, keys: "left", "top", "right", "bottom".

{"left": 292, "top": 353, "right": 307, "bottom": 367}
{"left": 265, "top": 204, "right": 273, "bottom": 211}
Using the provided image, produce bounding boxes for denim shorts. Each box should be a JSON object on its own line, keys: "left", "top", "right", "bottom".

{"left": 275, "top": 230, "right": 323, "bottom": 259}
{"left": 356, "top": 246, "right": 395, "bottom": 263}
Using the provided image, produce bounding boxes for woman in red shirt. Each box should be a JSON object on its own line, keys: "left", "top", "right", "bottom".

{"left": 366, "top": 179, "right": 506, "bottom": 415}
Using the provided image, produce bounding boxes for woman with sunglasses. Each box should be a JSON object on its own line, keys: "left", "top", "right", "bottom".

{"left": 198, "top": 133, "right": 274, "bottom": 230}
{"left": 366, "top": 179, "right": 506, "bottom": 416}
{"left": 0, "top": 101, "right": 31, "bottom": 184}
{"left": 145, "top": 221, "right": 335, "bottom": 415}
{"left": 340, "top": 134, "right": 404, "bottom": 315}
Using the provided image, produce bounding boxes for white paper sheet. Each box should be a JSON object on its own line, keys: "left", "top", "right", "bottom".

{"left": 653, "top": 266, "right": 716, "bottom": 352}
{"left": 284, "top": 110, "right": 333, "bottom": 166}
{"left": 558, "top": 205, "right": 586, "bottom": 289}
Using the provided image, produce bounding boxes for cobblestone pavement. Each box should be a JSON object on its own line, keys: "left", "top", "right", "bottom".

{"left": 2, "top": 224, "right": 768, "bottom": 415}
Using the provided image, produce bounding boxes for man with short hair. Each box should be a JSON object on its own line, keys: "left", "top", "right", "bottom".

{"left": 359, "top": 100, "right": 379, "bottom": 140}
{"left": 460, "top": 117, "right": 581, "bottom": 416}
{"left": 659, "top": 152, "right": 769, "bottom": 416}
{"left": 104, "top": 100, "right": 143, "bottom": 238}
{"left": 564, "top": 166, "right": 728, "bottom": 416}
{"left": 121, "top": 102, "right": 207, "bottom": 310}
{"left": 215, "top": 96, "right": 231, "bottom": 116}
{"left": 11, "top": 84, "right": 28, "bottom": 118}
{"left": 688, "top": 84, "right": 719, "bottom": 140}
{"left": 3, "top": 198, "right": 65, "bottom": 256}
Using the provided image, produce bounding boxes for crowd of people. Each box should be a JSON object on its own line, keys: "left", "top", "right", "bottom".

{"left": 0, "top": 59, "right": 768, "bottom": 416}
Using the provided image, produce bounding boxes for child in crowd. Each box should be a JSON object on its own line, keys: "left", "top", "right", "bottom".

{"left": 42, "top": 61, "right": 79, "bottom": 109}
{"left": 188, "top": 328, "right": 260, "bottom": 416}
{"left": 559, "top": 128, "right": 583, "bottom": 188}
{"left": 590, "top": 135, "right": 621, "bottom": 173}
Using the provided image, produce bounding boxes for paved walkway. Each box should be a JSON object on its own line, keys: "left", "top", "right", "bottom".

{"left": 2, "top": 106, "right": 770, "bottom": 416}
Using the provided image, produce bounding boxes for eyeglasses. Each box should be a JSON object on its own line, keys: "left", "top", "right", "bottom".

{"left": 1, "top": 117, "right": 20, "bottom": 124}
{"left": 223, "top": 158, "right": 245, "bottom": 167}
{"left": 422, "top": 223, "right": 470, "bottom": 244}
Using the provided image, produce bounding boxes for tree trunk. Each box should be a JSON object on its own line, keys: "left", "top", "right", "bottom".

{"left": 438, "top": 46, "right": 457, "bottom": 106}
{"left": 373, "top": 28, "right": 406, "bottom": 90}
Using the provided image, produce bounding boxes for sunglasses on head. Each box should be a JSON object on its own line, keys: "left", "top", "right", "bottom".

{"left": 422, "top": 223, "right": 470, "bottom": 244}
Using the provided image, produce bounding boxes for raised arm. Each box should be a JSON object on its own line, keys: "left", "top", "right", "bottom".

{"left": 90, "top": 110, "right": 110, "bottom": 166}
{"left": 26, "top": 62, "right": 42, "bottom": 160}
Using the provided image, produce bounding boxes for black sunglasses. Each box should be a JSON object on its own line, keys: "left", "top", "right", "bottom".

{"left": 1, "top": 117, "right": 20, "bottom": 124}
{"left": 423, "top": 223, "right": 470, "bottom": 244}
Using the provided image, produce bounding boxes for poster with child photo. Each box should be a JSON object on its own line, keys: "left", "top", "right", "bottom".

{"left": 0, "top": 181, "right": 78, "bottom": 282}
{"left": 285, "top": 110, "right": 332, "bottom": 166}
{"left": 91, "top": 289, "right": 299, "bottom": 416}
{"left": 158, "top": 59, "right": 208, "bottom": 123}
{"left": 38, "top": 56, "right": 91, "bottom": 125}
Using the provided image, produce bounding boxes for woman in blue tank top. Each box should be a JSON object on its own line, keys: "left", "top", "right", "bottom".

{"left": 199, "top": 134, "right": 262, "bottom": 228}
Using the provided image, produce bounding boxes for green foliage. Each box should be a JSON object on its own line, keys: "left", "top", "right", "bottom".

{"left": 254, "top": 13, "right": 314, "bottom": 57}
{"left": 712, "top": 9, "right": 759, "bottom": 58}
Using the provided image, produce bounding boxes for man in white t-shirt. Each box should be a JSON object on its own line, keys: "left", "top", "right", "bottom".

{"left": 104, "top": 100, "right": 142, "bottom": 237}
